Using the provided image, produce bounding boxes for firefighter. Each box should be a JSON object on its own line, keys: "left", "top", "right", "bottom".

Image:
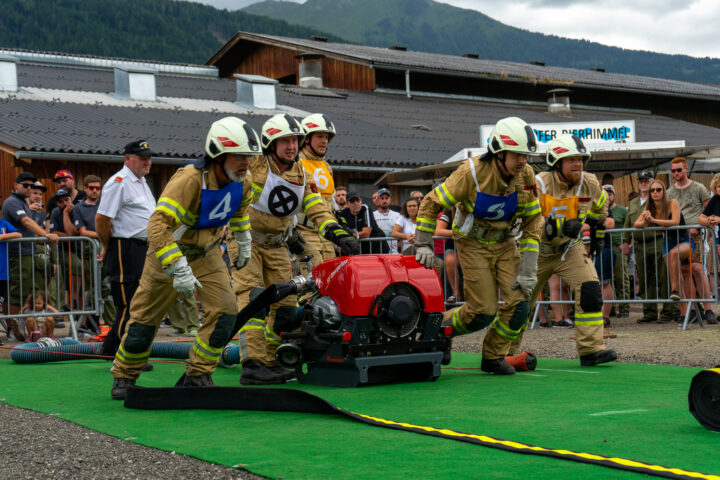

{"left": 296, "top": 113, "right": 339, "bottom": 274}
{"left": 509, "top": 134, "right": 618, "bottom": 366}
{"left": 110, "top": 117, "right": 259, "bottom": 399}
{"left": 230, "top": 113, "right": 360, "bottom": 385}
{"left": 415, "top": 117, "right": 543, "bottom": 375}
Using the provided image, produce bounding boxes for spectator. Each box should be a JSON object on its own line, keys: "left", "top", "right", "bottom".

{"left": 27, "top": 181, "right": 48, "bottom": 229}
{"left": 594, "top": 212, "right": 616, "bottom": 326}
{"left": 49, "top": 188, "right": 84, "bottom": 312}
{"left": 434, "top": 207, "right": 460, "bottom": 303}
{"left": 2, "top": 172, "right": 59, "bottom": 341}
{"left": 601, "top": 173, "right": 615, "bottom": 186}
{"left": 46, "top": 170, "right": 87, "bottom": 220}
{"left": 0, "top": 217, "right": 22, "bottom": 344}
{"left": 372, "top": 190, "right": 380, "bottom": 208}
{"left": 604, "top": 185, "right": 630, "bottom": 318}
{"left": 334, "top": 186, "right": 348, "bottom": 212}
{"left": 336, "top": 192, "right": 387, "bottom": 254}
{"left": 409, "top": 190, "right": 424, "bottom": 204}
{"left": 22, "top": 291, "right": 60, "bottom": 342}
{"left": 392, "top": 197, "right": 419, "bottom": 254}
{"left": 372, "top": 187, "right": 400, "bottom": 254}
{"left": 96, "top": 140, "right": 157, "bottom": 358}
{"left": 635, "top": 180, "right": 692, "bottom": 320}
{"left": 698, "top": 172, "right": 720, "bottom": 300}
{"left": 622, "top": 170, "right": 676, "bottom": 324}
{"left": 667, "top": 157, "right": 715, "bottom": 324}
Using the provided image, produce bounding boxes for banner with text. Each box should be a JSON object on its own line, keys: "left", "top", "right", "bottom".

{"left": 480, "top": 120, "right": 636, "bottom": 147}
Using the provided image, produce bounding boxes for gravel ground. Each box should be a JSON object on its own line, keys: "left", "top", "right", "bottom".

{"left": 1, "top": 307, "right": 719, "bottom": 479}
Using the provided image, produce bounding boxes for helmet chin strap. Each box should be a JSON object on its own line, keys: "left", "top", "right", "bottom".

{"left": 496, "top": 152, "right": 512, "bottom": 179}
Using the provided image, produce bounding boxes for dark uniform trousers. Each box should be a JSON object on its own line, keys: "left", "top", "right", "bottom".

{"left": 101, "top": 237, "right": 147, "bottom": 355}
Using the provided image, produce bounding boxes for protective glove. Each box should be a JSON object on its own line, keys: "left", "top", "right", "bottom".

{"left": 323, "top": 223, "right": 361, "bottom": 256}
{"left": 561, "top": 218, "right": 583, "bottom": 239}
{"left": 286, "top": 228, "right": 306, "bottom": 256}
{"left": 511, "top": 249, "right": 538, "bottom": 300}
{"left": 589, "top": 237, "right": 604, "bottom": 257}
{"left": 232, "top": 230, "right": 252, "bottom": 270}
{"left": 163, "top": 256, "right": 202, "bottom": 297}
{"left": 414, "top": 229, "right": 435, "bottom": 269}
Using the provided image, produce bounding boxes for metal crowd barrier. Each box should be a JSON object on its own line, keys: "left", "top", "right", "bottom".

{"left": 0, "top": 236, "right": 102, "bottom": 341}
{"left": 530, "top": 224, "right": 718, "bottom": 331}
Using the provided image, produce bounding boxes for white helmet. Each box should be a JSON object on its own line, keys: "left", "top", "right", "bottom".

{"left": 205, "top": 116, "right": 261, "bottom": 158}
{"left": 261, "top": 114, "right": 305, "bottom": 151}
{"left": 546, "top": 134, "right": 591, "bottom": 168}
{"left": 301, "top": 113, "right": 336, "bottom": 143}
{"left": 488, "top": 117, "right": 538, "bottom": 155}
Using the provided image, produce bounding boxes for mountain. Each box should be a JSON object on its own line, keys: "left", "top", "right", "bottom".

{"left": 244, "top": 0, "right": 720, "bottom": 85}
{"left": 0, "top": 0, "right": 343, "bottom": 64}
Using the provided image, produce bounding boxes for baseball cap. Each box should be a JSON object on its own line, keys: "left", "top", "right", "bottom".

{"left": 32, "top": 180, "right": 47, "bottom": 192}
{"left": 637, "top": 170, "right": 653, "bottom": 180}
{"left": 15, "top": 172, "right": 37, "bottom": 184}
{"left": 602, "top": 184, "right": 615, "bottom": 193}
{"left": 347, "top": 191, "right": 361, "bottom": 201}
{"left": 53, "top": 169, "right": 73, "bottom": 181}
{"left": 54, "top": 188, "right": 71, "bottom": 199}
{"left": 377, "top": 187, "right": 391, "bottom": 197}
{"left": 124, "top": 140, "right": 154, "bottom": 157}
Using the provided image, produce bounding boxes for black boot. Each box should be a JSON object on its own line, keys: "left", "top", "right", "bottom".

{"left": 480, "top": 357, "right": 515, "bottom": 375}
{"left": 580, "top": 349, "right": 618, "bottom": 367}
{"left": 111, "top": 378, "right": 136, "bottom": 400}
{"left": 268, "top": 365, "right": 297, "bottom": 382}
{"left": 183, "top": 374, "right": 214, "bottom": 387}
{"left": 240, "top": 361, "right": 286, "bottom": 385}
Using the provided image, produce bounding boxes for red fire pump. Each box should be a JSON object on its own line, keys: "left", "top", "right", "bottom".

{"left": 274, "top": 254, "right": 452, "bottom": 387}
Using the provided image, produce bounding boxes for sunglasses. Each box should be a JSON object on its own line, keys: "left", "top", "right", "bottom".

{"left": 649, "top": 188, "right": 664, "bottom": 193}
{"left": 671, "top": 168, "right": 684, "bottom": 173}
{"left": 86, "top": 186, "right": 101, "bottom": 191}
{"left": 20, "top": 183, "right": 34, "bottom": 188}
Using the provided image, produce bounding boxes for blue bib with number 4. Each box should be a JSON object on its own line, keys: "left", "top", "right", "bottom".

{"left": 472, "top": 191, "right": 518, "bottom": 222}
{"left": 195, "top": 181, "right": 244, "bottom": 229}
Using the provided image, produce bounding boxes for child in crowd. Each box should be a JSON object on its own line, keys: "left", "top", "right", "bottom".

{"left": 22, "top": 291, "right": 61, "bottom": 342}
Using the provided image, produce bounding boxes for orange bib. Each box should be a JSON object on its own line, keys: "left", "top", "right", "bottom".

{"left": 540, "top": 194, "right": 578, "bottom": 220}
{"left": 300, "top": 159, "right": 335, "bottom": 197}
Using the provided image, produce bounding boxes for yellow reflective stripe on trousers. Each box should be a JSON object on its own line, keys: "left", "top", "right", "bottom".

{"left": 493, "top": 318, "right": 522, "bottom": 340}
{"left": 229, "top": 215, "right": 250, "bottom": 232}
{"left": 435, "top": 184, "right": 457, "bottom": 210}
{"left": 416, "top": 217, "right": 436, "bottom": 233}
{"left": 452, "top": 309, "right": 469, "bottom": 335}
{"left": 116, "top": 345, "right": 150, "bottom": 364}
{"left": 574, "top": 312, "right": 604, "bottom": 326}
{"left": 155, "top": 243, "right": 183, "bottom": 266}
{"left": 519, "top": 238, "right": 539, "bottom": 253}
{"left": 192, "top": 335, "right": 223, "bottom": 362}
{"left": 265, "top": 329, "right": 282, "bottom": 346}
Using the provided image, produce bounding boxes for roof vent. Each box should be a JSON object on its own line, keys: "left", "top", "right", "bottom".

{"left": 529, "top": 60, "right": 545, "bottom": 66}
{"left": 296, "top": 54, "right": 324, "bottom": 89}
{"left": 590, "top": 67, "right": 606, "bottom": 72}
{"left": 234, "top": 74, "right": 278, "bottom": 109}
{"left": 310, "top": 35, "right": 327, "bottom": 42}
{"left": 546, "top": 88, "right": 571, "bottom": 116}
{"left": 389, "top": 45, "right": 407, "bottom": 51}
{"left": 114, "top": 67, "right": 156, "bottom": 101}
{"left": 0, "top": 54, "right": 18, "bottom": 92}
{"left": 462, "top": 53, "right": 479, "bottom": 59}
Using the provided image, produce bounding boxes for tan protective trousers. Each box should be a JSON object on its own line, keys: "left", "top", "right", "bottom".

{"left": 111, "top": 248, "right": 236, "bottom": 379}
{"left": 296, "top": 225, "right": 336, "bottom": 275}
{"left": 510, "top": 243, "right": 606, "bottom": 356}
{"left": 444, "top": 237, "right": 527, "bottom": 360}
{"left": 232, "top": 242, "right": 295, "bottom": 365}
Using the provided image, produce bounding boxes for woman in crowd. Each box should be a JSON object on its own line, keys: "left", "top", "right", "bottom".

{"left": 634, "top": 180, "right": 691, "bottom": 317}
{"left": 699, "top": 172, "right": 720, "bottom": 292}
{"left": 392, "top": 197, "right": 419, "bottom": 254}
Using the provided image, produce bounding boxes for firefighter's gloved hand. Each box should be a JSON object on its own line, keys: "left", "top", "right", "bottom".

{"left": 286, "top": 228, "right": 306, "bottom": 255}
{"left": 163, "top": 256, "right": 202, "bottom": 297}
{"left": 232, "top": 230, "right": 252, "bottom": 270}
{"left": 414, "top": 229, "right": 435, "bottom": 269}
{"left": 562, "top": 218, "right": 583, "bottom": 239}
{"left": 323, "top": 223, "right": 360, "bottom": 256}
{"left": 512, "top": 249, "right": 538, "bottom": 299}
{"left": 589, "top": 237, "right": 604, "bottom": 257}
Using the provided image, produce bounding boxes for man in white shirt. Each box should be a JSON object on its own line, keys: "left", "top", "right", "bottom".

{"left": 96, "top": 140, "right": 157, "bottom": 358}
{"left": 372, "top": 188, "right": 400, "bottom": 254}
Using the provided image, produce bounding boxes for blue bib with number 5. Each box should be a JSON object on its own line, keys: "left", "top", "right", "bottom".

{"left": 472, "top": 191, "right": 518, "bottom": 222}
{"left": 194, "top": 181, "right": 244, "bottom": 229}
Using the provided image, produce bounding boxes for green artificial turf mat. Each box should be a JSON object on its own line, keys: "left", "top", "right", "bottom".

{"left": 1, "top": 352, "right": 718, "bottom": 480}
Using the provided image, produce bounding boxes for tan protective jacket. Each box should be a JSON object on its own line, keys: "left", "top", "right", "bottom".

{"left": 149, "top": 162, "right": 253, "bottom": 268}
{"left": 536, "top": 170, "right": 608, "bottom": 248}
{"left": 417, "top": 156, "right": 542, "bottom": 253}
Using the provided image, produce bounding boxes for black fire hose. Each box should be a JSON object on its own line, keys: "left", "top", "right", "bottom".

{"left": 232, "top": 277, "right": 310, "bottom": 334}
{"left": 688, "top": 367, "right": 720, "bottom": 432}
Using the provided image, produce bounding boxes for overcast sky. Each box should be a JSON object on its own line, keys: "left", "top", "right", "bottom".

{"left": 191, "top": 0, "right": 720, "bottom": 59}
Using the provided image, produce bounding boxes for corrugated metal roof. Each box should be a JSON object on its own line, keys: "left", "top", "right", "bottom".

{"left": 222, "top": 32, "right": 720, "bottom": 101}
